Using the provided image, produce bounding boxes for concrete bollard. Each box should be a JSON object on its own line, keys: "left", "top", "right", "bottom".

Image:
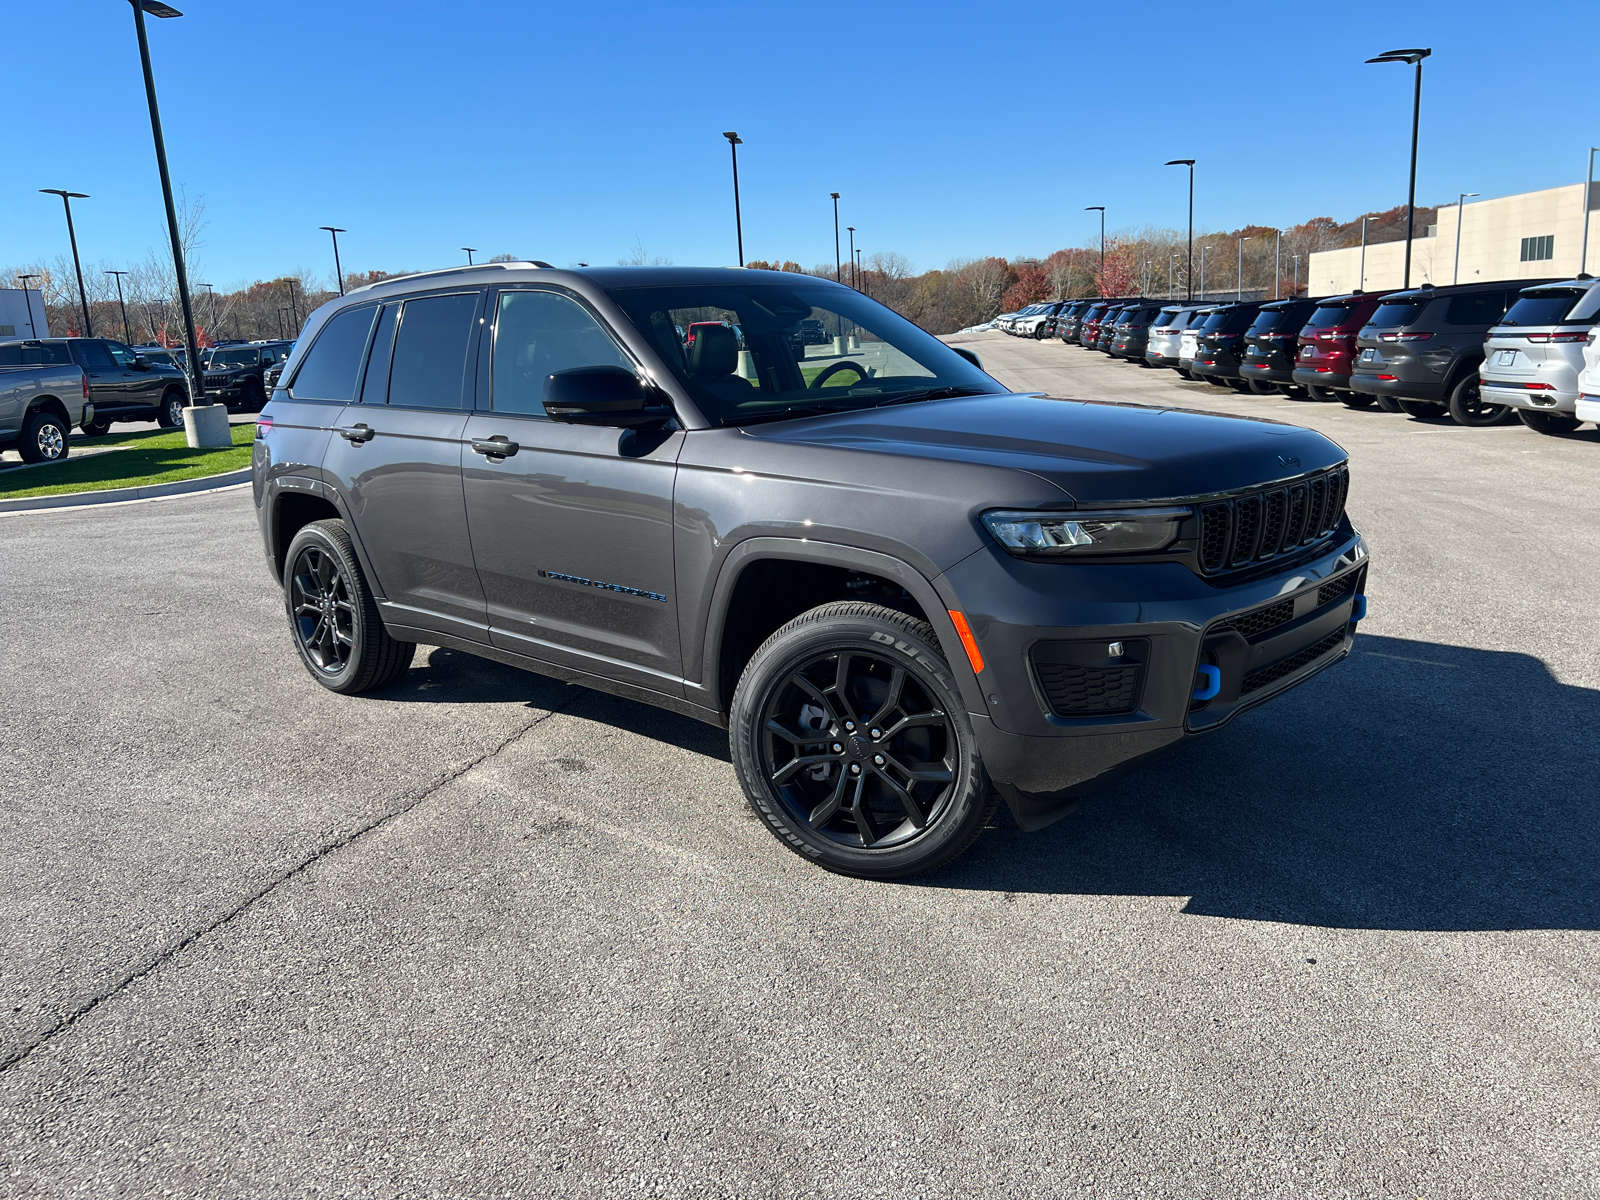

{"left": 847, "top": 334, "right": 861, "bottom": 352}
{"left": 183, "top": 403, "right": 232, "bottom": 450}
{"left": 832, "top": 336, "right": 847, "bottom": 356}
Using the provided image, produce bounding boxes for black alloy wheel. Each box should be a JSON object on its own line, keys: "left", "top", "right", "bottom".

{"left": 731, "top": 602, "right": 995, "bottom": 878}
{"left": 1447, "top": 375, "right": 1510, "bottom": 427}
{"left": 243, "top": 380, "right": 267, "bottom": 413}
{"left": 283, "top": 519, "right": 415, "bottom": 693}
{"left": 1517, "top": 409, "right": 1583, "bottom": 436}
{"left": 18, "top": 410, "right": 69, "bottom": 464}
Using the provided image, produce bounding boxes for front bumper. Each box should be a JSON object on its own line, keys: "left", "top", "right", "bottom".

{"left": 942, "top": 533, "right": 1368, "bottom": 829}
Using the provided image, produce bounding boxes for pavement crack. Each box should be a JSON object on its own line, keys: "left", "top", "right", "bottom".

{"left": 0, "top": 694, "right": 580, "bottom": 1076}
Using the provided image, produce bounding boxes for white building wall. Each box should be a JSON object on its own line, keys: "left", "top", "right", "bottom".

{"left": 0, "top": 289, "right": 49, "bottom": 338}
{"left": 1308, "top": 181, "right": 1600, "bottom": 295}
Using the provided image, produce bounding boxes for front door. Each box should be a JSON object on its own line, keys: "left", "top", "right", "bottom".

{"left": 461, "top": 287, "right": 683, "bottom": 695}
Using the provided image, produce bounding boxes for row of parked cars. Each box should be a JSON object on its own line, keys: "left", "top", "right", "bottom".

{"left": 0, "top": 335, "right": 295, "bottom": 464}
{"left": 994, "top": 281, "right": 1600, "bottom": 434}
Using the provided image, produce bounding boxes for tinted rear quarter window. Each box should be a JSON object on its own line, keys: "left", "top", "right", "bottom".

{"left": 1446, "top": 292, "right": 1511, "bottom": 327}
{"left": 1307, "top": 304, "right": 1354, "bottom": 327}
{"left": 1499, "top": 291, "right": 1584, "bottom": 327}
{"left": 1247, "top": 310, "right": 1285, "bottom": 335}
{"left": 388, "top": 293, "right": 480, "bottom": 409}
{"left": 289, "top": 305, "right": 379, "bottom": 402}
{"left": 1370, "top": 300, "right": 1426, "bottom": 327}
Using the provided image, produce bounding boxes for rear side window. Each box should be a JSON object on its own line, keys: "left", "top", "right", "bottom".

{"left": 1445, "top": 292, "right": 1510, "bottom": 327}
{"left": 0, "top": 342, "right": 72, "bottom": 365}
{"left": 387, "top": 293, "right": 480, "bottom": 409}
{"left": 1370, "top": 299, "right": 1426, "bottom": 327}
{"left": 1307, "top": 304, "right": 1354, "bottom": 327}
{"left": 359, "top": 304, "right": 398, "bottom": 404}
{"left": 1152, "top": 311, "right": 1176, "bottom": 329}
{"left": 288, "top": 305, "right": 379, "bottom": 402}
{"left": 491, "top": 290, "right": 634, "bottom": 417}
{"left": 1499, "top": 290, "right": 1585, "bottom": 327}
{"left": 1200, "top": 310, "right": 1231, "bottom": 331}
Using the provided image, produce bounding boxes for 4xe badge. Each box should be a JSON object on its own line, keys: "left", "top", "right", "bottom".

{"left": 1277, "top": 454, "right": 1302, "bottom": 469}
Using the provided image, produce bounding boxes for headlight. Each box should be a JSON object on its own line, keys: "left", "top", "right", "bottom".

{"left": 982, "top": 507, "right": 1189, "bottom": 556}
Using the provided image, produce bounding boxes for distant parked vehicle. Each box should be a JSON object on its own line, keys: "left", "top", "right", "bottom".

{"left": 797, "top": 319, "right": 829, "bottom": 345}
{"left": 1016, "top": 301, "right": 1069, "bottom": 339}
{"left": 1056, "top": 300, "right": 1096, "bottom": 345}
{"left": 1348, "top": 281, "right": 1551, "bottom": 423}
{"left": 1076, "top": 301, "right": 1113, "bottom": 350}
{"left": 1093, "top": 301, "right": 1146, "bottom": 353}
{"left": 0, "top": 343, "right": 91, "bottom": 463}
{"left": 1177, "top": 307, "right": 1216, "bottom": 378}
{"left": 1189, "top": 301, "right": 1267, "bottom": 390}
{"left": 1291, "top": 293, "right": 1392, "bottom": 404}
{"left": 1145, "top": 304, "right": 1210, "bottom": 370}
{"left": 1, "top": 337, "right": 191, "bottom": 433}
{"left": 1108, "top": 302, "right": 1163, "bottom": 361}
{"left": 1478, "top": 279, "right": 1600, "bottom": 435}
{"left": 1238, "top": 298, "right": 1321, "bottom": 396}
{"left": 204, "top": 340, "right": 294, "bottom": 412}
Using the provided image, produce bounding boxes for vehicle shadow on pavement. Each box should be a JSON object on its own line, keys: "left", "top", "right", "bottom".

{"left": 922, "top": 634, "right": 1600, "bottom": 932}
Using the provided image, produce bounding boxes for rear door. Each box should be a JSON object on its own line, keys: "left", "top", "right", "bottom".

{"left": 70, "top": 340, "right": 128, "bottom": 415}
{"left": 320, "top": 290, "right": 490, "bottom": 643}
{"left": 461, "top": 286, "right": 684, "bottom": 694}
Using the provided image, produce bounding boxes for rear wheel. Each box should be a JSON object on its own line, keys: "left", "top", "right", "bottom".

{"left": 1396, "top": 399, "right": 1448, "bottom": 419}
{"left": 1305, "top": 385, "right": 1339, "bottom": 402}
{"left": 283, "top": 519, "right": 415, "bottom": 694}
{"left": 80, "top": 415, "right": 113, "bottom": 437}
{"left": 1340, "top": 392, "right": 1376, "bottom": 408}
{"left": 1375, "top": 395, "right": 1403, "bottom": 413}
{"left": 1227, "top": 377, "right": 1253, "bottom": 393}
{"left": 730, "top": 601, "right": 997, "bottom": 879}
{"left": 1247, "top": 378, "right": 1277, "bottom": 395}
{"left": 1447, "top": 375, "right": 1510, "bottom": 427}
{"left": 18, "top": 409, "right": 70, "bottom": 464}
{"left": 1277, "top": 384, "right": 1310, "bottom": 399}
{"left": 1174, "top": 368, "right": 1193, "bottom": 380}
{"left": 1517, "top": 409, "right": 1582, "bottom": 436}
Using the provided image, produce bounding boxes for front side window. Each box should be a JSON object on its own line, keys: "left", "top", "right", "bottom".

{"left": 605, "top": 282, "right": 998, "bottom": 427}
{"left": 387, "top": 292, "right": 480, "bottom": 409}
{"left": 491, "top": 290, "right": 634, "bottom": 417}
{"left": 288, "top": 305, "right": 378, "bottom": 402}
{"left": 75, "top": 341, "right": 115, "bottom": 370}
{"left": 106, "top": 342, "right": 136, "bottom": 367}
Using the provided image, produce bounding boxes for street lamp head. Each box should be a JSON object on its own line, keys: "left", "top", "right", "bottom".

{"left": 1367, "top": 47, "right": 1431, "bottom": 64}
{"left": 1460, "top": 192, "right": 1479, "bottom": 200}
{"left": 829, "top": 192, "right": 839, "bottom": 200}
{"left": 40, "top": 189, "right": 90, "bottom": 200}
{"left": 847, "top": 225, "right": 855, "bottom": 233}
{"left": 320, "top": 226, "right": 346, "bottom": 234}
{"left": 135, "top": 1, "right": 184, "bottom": 16}
{"left": 1164, "top": 159, "right": 1195, "bottom": 167}
{"left": 722, "top": 131, "right": 742, "bottom": 145}
{"left": 1085, "top": 205, "right": 1105, "bottom": 212}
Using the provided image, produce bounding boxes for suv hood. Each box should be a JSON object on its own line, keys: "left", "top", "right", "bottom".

{"left": 746, "top": 393, "right": 1344, "bottom": 505}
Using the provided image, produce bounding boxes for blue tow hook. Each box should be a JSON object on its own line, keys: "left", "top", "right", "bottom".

{"left": 1351, "top": 594, "right": 1367, "bottom": 623}
{"left": 1192, "top": 664, "right": 1222, "bottom": 702}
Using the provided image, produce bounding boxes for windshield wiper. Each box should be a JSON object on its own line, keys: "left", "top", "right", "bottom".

{"left": 868, "top": 385, "right": 996, "bottom": 408}
{"left": 721, "top": 401, "right": 865, "bottom": 427}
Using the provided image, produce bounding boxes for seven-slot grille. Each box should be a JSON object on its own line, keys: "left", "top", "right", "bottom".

{"left": 204, "top": 373, "right": 231, "bottom": 388}
{"left": 1196, "top": 465, "right": 1348, "bottom": 575}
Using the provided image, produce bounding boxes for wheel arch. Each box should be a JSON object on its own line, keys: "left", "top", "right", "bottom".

{"left": 696, "top": 537, "right": 990, "bottom": 720}
{"left": 270, "top": 488, "right": 344, "bottom": 584}
{"left": 25, "top": 395, "right": 71, "bottom": 427}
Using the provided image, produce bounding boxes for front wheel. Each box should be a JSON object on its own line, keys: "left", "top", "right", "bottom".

{"left": 283, "top": 519, "right": 415, "bottom": 693}
{"left": 1517, "top": 409, "right": 1582, "bottom": 436}
{"left": 1447, "top": 376, "right": 1510, "bottom": 427}
{"left": 730, "top": 601, "right": 998, "bottom": 879}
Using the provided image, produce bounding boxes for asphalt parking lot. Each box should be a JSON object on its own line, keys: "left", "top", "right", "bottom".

{"left": 2, "top": 331, "right": 1597, "bottom": 1198}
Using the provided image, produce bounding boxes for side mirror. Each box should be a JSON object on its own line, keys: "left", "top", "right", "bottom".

{"left": 952, "top": 346, "right": 984, "bottom": 370}
{"left": 131, "top": 354, "right": 150, "bottom": 370}
{"left": 545, "top": 366, "right": 669, "bottom": 428}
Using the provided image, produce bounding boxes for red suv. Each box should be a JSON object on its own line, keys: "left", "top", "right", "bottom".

{"left": 1291, "top": 292, "right": 1393, "bottom": 403}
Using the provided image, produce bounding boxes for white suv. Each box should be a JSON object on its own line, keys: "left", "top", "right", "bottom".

{"left": 1480, "top": 279, "right": 1600, "bottom": 436}
{"left": 1576, "top": 325, "right": 1600, "bottom": 427}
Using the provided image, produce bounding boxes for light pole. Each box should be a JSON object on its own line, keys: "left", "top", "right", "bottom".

{"left": 1359, "top": 216, "right": 1369, "bottom": 290}
{"left": 856, "top": 248, "right": 865, "bottom": 297}
{"left": 1293, "top": 254, "right": 1301, "bottom": 296}
{"left": 1236, "top": 236, "right": 1251, "bottom": 300}
{"left": 1452, "top": 192, "right": 1479, "bottom": 284}
{"left": 830, "top": 192, "right": 841, "bottom": 282}
{"left": 276, "top": 308, "right": 286, "bottom": 339}
{"left": 462, "top": 247, "right": 477, "bottom": 265}
{"left": 40, "top": 189, "right": 92, "bottom": 336}
{"left": 1085, "top": 206, "right": 1105, "bottom": 293}
{"left": 286, "top": 278, "right": 300, "bottom": 335}
{"left": 16, "top": 274, "right": 42, "bottom": 338}
{"left": 1366, "top": 47, "right": 1432, "bottom": 287}
{"left": 722, "top": 132, "right": 744, "bottom": 267}
{"left": 106, "top": 270, "right": 132, "bottom": 343}
{"left": 1273, "top": 229, "right": 1282, "bottom": 299}
{"left": 1581, "top": 148, "right": 1598, "bottom": 277}
{"left": 127, "top": 0, "right": 208, "bottom": 412}
{"left": 846, "top": 226, "right": 856, "bottom": 288}
{"left": 198, "top": 282, "right": 214, "bottom": 342}
{"left": 1168, "top": 253, "right": 1177, "bottom": 299}
{"left": 1143, "top": 259, "right": 1152, "bottom": 295}
{"left": 321, "top": 227, "right": 347, "bottom": 296}
{"left": 1200, "top": 244, "right": 1208, "bottom": 300}
{"left": 1166, "top": 159, "right": 1196, "bottom": 300}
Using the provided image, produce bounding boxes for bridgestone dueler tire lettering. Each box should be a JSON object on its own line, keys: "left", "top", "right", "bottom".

{"left": 283, "top": 519, "right": 415, "bottom": 694}
{"left": 729, "top": 601, "right": 998, "bottom": 879}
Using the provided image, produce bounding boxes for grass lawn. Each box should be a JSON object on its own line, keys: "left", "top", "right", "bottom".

{"left": 0, "top": 422, "right": 254, "bottom": 501}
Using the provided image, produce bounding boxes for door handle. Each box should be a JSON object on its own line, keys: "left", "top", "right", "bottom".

{"left": 339, "top": 423, "right": 376, "bottom": 443}
{"left": 470, "top": 437, "right": 519, "bottom": 457}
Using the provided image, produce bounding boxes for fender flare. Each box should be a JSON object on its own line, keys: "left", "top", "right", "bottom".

{"left": 260, "top": 473, "right": 385, "bottom": 599}
{"left": 693, "top": 536, "right": 992, "bottom": 720}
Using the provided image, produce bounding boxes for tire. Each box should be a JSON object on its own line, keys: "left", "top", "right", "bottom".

{"left": 1227, "top": 377, "right": 1253, "bottom": 393}
{"left": 1375, "top": 395, "right": 1403, "bottom": 413}
{"left": 282, "top": 519, "right": 415, "bottom": 694}
{"left": 1305, "top": 385, "right": 1339, "bottom": 402}
{"left": 1517, "top": 409, "right": 1582, "bottom": 436}
{"left": 18, "top": 409, "right": 70, "bottom": 464}
{"left": 729, "top": 601, "right": 998, "bottom": 880}
{"left": 1277, "top": 384, "right": 1311, "bottom": 399}
{"left": 1248, "top": 379, "right": 1277, "bottom": 395}
{"left": 1396, "top": 399, "right": 1448, "bottom": 419}
{"left": 1339, "top": 392, "right": 1375, "bottom": 408}
{"left": 1174, "top": 368, "right": 1192, "bottom": 380}
{"left": 80, "top": 415, "right": 113, "bottom": 437}
{"left": 241, "top": 380, "right": 267, "bottom": 413}
{"left": 156, "top": 389, "right": 187, "bottom": 429}
{"left": 1446, "top": 375, "right": 1510, "bottom": 427}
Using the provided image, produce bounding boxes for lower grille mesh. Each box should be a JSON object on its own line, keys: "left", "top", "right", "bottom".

{"left": 1240, "top": 630, "right": 1346, "bottom": 695}
{"left": 1035, "top": 663, "right": 1142, "bottom": 717}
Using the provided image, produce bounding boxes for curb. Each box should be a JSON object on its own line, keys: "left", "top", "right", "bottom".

{"left": 0, "top": 468, "right": 253, "bottom": 515}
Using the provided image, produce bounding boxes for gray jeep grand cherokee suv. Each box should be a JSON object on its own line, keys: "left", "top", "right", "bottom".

{"left": 253, "top": 264, "right": 1368, "bottom": 878}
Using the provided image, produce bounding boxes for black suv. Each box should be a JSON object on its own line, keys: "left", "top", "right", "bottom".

{"left": 1189, "top": 301, "right": 1266, "bottom": 390}
{"left": 204, "top": 340, "right": 294, "bottom": 412}
{"left": 1238, "top": 298, "right": 1321, "bottom": 396}
{"left": 1348, "top": 281, "right": 1554, "bottom": 421}
{"left": 22, "top": 337, "right": 192, "bottom": 433}
{"left": 254, "top": 264, "right": 1368, "bottom": 879}
{"left": 1107, "top": 302, "right": 1164, "bottom": 362}
{"left": 1056, "top": 300, "right": 1096, "bottom": 345}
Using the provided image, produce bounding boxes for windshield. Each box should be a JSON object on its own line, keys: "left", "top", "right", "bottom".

{"left": 1499, "top": 291, "right": 1586, "bottom": 327}
{"left": 1369, "top": 299, "right": 1426, "bottom": 327}
{"left": 605, "top": 283, "right": 1000, "bottom": 427}
{"left": 1307, "top": 304, "right": 1355, "bottom": 328}
{"left": 210, "top": 349, "right": 260, "bottom": 368}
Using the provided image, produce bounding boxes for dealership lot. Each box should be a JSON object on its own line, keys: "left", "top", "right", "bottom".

{"left": 2, "top": 332, "right": 1598, "bottom": 1197}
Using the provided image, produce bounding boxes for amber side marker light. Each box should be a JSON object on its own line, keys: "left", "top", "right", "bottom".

{"left": 948, "top": 610, "right": 985, "bottom": 673}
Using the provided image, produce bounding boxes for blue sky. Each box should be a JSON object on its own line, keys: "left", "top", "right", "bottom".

{"left": 6, "top": 0, "right": 1597, "bottom": 288}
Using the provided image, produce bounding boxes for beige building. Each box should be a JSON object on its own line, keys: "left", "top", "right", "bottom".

{"left": 1306, "top": 181, "right": 1600, "bottom": 295}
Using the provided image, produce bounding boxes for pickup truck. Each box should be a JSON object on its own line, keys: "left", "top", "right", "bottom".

{"left": 0, "top": 344, "right": 91, "bottom": 464}
{"left": 9, "top": 337, "right": 192, "bottom": 434}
